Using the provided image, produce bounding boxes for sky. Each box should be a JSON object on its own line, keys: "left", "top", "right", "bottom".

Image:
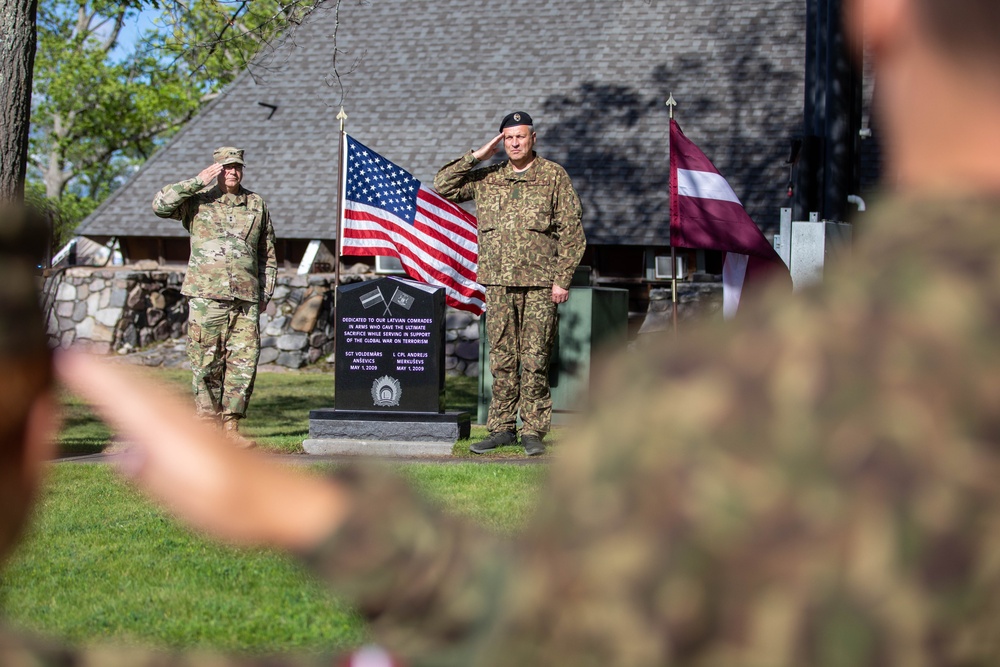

{"left": 110, "top": 7, "right": 161, "bottom": 59}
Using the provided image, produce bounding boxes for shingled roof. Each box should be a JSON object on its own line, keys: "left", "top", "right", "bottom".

{"left": 77, "top": 0, "right": 805, "bottom": 247}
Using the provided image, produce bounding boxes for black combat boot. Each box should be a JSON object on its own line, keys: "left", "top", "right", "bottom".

{"left": 470, "top": 430, "right": 516, "bottom": 454}
{"left": 521, "top": 433, "right": 545, "bottom": 456}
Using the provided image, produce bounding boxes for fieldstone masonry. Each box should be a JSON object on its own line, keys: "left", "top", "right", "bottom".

{"left": 46, "top": 267, "right": 184, "bottom": 354}
{"left": 444, "top": 309, "right": 481, "bottom": 379}
{"left": 638, "top": 283, "right": 724, "bottom": 335}
{"left": 44, "top": 267, "right": 483, "bottom": 373}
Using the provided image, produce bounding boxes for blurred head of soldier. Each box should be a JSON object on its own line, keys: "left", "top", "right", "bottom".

{"left": 499, "top": 112, "right": 536, "bottom": 169}
{"left": 846, "top": 0, "right": 1000, "bottom": 191}
{"left": 0, "top": 207, "right": 58, "bottom": 567}
{"left": 213, "top": 146, "right": 245, "bottom": 195}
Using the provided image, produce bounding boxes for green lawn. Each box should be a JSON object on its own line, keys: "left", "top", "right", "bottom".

{"left": 58, "top": 366, "right": 507, "bottom": 456}
{"left": 2, "top": 463, "right": 544, "bottom": 654}
{"left": 2, "top": 466, "right": 366, "bottom": 654}
{"left": 57, "top": 365, "right": 545, "bottom": 458}
{"left": 1, "top": 367, "right": 547, "bottom": 655}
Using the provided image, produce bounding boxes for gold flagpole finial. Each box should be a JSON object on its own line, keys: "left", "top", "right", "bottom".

{"left": 337, "top": 106, "right": 348, "bottom": 133}
{"left": 666, "top": 93, "right": 677, "bottom": 120}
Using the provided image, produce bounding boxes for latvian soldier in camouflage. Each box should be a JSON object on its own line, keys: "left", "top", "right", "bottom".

{"left": 152, "top": 147, "right": 276, "bottom": 447}
{"left": 435, "top": 112, "right": 586, "bottom": 456}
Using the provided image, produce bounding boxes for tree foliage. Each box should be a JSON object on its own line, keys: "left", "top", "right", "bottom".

{"left": 28, "top": 0, "right": 320, "bottom": 234}
{"left": 31, "top": 0, "right": 197, "bottom": 202}
{"left": 149, "top": 0, "right": 319, "bottom": 91}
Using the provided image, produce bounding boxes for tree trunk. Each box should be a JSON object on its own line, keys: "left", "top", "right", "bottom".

{"left": 0, "top": 0, "right": 37, "bottom": 203}
{"left": 44, "top": 113, "right": 69, "bottom": 199}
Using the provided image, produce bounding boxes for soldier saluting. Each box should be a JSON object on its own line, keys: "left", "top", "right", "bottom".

{"left": 435, "top": 112, "right": 586, "bottom": 456}
{"left": 152, "top": 147, "right": 276, "bottom": 447}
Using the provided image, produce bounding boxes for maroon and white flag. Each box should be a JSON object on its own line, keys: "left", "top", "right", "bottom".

{"left": 669, "top": 119, "right": 790, "bottom": 318}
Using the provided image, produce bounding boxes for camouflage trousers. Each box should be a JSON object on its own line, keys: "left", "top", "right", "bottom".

{"left": 187, "top": 297, "right": 260, "bottom": 420}
{"left": 485, "top": 285, "right": 557, "bottom": 437}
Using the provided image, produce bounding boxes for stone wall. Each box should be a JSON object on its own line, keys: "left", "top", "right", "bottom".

{"left": 45, "top": 267, "right": 186, "bottom": 354}
{"left": 444, "top": 309, "right": 481, "bottom": 378}
{"left": 44, "top": 267, "right": 728, "bottom": 373}
{"left": 259, "top": 276, "right": 337, "bottom": 368}
{"left": 44, "top": 267, "right": 482, "bottom": 373}
{"left": 637, "top": 283, "right": 724, "bottom": 336}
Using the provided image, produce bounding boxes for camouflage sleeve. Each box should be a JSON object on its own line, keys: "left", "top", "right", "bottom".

{"left": 498, "top": 197, "right": 1000, "bottom": 665}
{"left": 432, "top": 152, "right": 485, "bottom": 204}
{"left": 302, "top": 463, "right": 510, "bottom": 666}
{"left": 152, "top": 177, "right": 205, "bottom": 229}
{"left": 550, "top": 168, "right": 585, "bottom": 289}
{"left": 258, "top": 201, "right": 277, "bottom": 301}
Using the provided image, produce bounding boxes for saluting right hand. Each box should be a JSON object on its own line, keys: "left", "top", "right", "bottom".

{"left": 472, "top": 133, "right": 504, "bottom": 162}
{"left": 197, "top": 163, "right": 224, "bottom": 186}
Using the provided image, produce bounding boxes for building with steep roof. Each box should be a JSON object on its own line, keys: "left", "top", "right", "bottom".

{"left": 76, "top": 0, "right": 810, "bottom": 316}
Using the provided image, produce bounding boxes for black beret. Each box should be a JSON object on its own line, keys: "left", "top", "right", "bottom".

{"left": 499, "top": 111, "right": 533, "bottom": 132}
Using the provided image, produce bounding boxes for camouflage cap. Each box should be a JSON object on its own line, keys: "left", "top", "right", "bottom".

{"left": 213, "top": 146, "right": 245, "bottom": 166}
{"left": 499, "top": 111, "right": 533, "bottom": 132}
{"left": 0, "top": 207, "right": 49, "bottom": 358}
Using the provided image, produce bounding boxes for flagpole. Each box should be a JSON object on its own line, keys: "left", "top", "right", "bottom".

{"left": 666, "top": 93, "right": 678, "bottom": 333}
{"left": 333, "top": 106, "right": 348, "bottom": 353}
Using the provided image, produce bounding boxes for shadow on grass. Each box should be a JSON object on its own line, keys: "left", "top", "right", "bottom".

{"left": 57, "top": 398, "right": 112, "bottom": 456}
{"left": 443, "top": 375, "right": 478, "bottom": 415}
{"left": 55, "top": 370, "right": 483, "bottom": 456}
{"left": 57, "top": 440, "right": 108, "bottom": 457}
{"left": 245, "top": 392, "right": 318, "bottom": 439}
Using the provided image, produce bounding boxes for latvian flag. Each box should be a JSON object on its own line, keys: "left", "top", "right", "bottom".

{"left": 339, "top": 135, "right": 486, "bottom": 314}
{"left": 669, "top": 119, "right": 791, "bottom": 318}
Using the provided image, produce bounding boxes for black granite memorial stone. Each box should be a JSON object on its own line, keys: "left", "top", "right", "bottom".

{"left": 335, "top": 277, "right": 445, "bottom": 413}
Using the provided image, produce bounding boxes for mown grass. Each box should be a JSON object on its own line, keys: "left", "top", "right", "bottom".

{"left": 57, "top": 365, "right": 549, "bottom": 459}
{"left": 2, "top": 367, "right": 547, "bottom": 655}
{"left": 1, "top": 462, "right": 545, "bottom": 654}
{"left": 57, "top": 366, "right": 483, "bottom": 456}
{"left": 1, "top": 467, "right": 365, "bottom": 654}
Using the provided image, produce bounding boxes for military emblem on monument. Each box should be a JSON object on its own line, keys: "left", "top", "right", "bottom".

{"left": 371, "top": 375, "right": 402, "bottom": 407}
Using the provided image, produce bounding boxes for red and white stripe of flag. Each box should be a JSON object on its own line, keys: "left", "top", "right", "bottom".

{"left": 339, "top": 143, "right": 485, "bottom": 314}
{"left": 669, "top": 119, "right": 790, "bottom": 318}
{"left": 674, "top": 167, "right": 753, "bottom": 317}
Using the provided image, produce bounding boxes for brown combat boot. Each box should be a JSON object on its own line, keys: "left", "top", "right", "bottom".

{"left": 222, "top": 417, "right": 256, "bottom": 449}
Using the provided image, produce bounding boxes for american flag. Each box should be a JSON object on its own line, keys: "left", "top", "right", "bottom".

{"left": 339, "top": 135, "right": 485, "bottom": 314}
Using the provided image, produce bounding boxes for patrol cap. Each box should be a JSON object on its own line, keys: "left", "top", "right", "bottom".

{"left": 213, "top": 146, "right": 245, "bottom": 166}
{"left": 0, "top": 206, "right": 49, "bottom": 358}
{"left": 499, "top": 111, "right": 533, "bottom": 133}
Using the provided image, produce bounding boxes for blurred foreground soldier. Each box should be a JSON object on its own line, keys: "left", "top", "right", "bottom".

{"left": 153, "top": 147, "right": 276, "bottom": 447}
{"left": 0, "top": 210, "right": 405, "bottom": 665}
{"left": 50, "top": 0, "right": 1000, "bottom": 663}
{"left": 434, "top": 112, "right": 586, "bottom": 456}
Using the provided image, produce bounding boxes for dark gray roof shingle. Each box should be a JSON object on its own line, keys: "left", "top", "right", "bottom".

{"left": 78, "top": 0, "right": 806, "bottom": 246}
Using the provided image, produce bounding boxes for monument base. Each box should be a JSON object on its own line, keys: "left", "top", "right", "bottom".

{"left": 305, "top": 409, "right": 470, "bottom": 457}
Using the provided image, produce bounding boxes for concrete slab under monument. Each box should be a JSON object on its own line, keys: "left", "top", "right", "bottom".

{"left": 304, "top": 409, "right": 471, "bottom": 456}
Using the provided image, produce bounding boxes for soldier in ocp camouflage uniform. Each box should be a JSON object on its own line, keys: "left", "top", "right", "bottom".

{"left": 434, "top": 112, "right": 586, "bottom": 456}
{"left": 152, "top": 147, "right": 276, "bottom": 447}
